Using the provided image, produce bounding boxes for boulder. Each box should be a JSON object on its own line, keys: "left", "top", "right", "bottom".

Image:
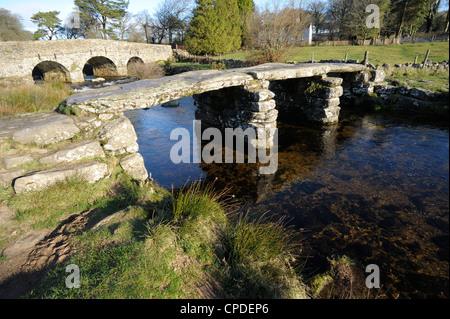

{"left": 13, "top": 162, "right": 109, "bottom": 194}
{"left": 370, "top": 70, "right": 386, "bottom": 83}
{"left": 119, "top": 153, "right": 148, "bottom": 181}
{"left": 98, "top": 116, "right": 139, "bottom": 155}
{"left": 39, "top": 140, "right": 105, "bottom": 165}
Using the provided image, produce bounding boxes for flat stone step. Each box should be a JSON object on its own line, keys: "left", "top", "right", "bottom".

{"left": 13, "top": 162, "right": 109, "bottom": 194}
{"left": 10, "top": 112, "right": 80, "bottom": 145}
{"left": 39, "top": 140, "right": 105, "bottom": 165}
{"left": 3, "top": 155, "right": 34, "bottom": 170}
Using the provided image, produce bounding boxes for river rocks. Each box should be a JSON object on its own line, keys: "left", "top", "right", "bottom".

{"left": 120, "top": 153, "right": 148, "bottom": 181}
{"left": 39, "top": 140, "right": 105, "bottom": 165}
{"left": 11, "top": 113, "right": 80, "bottom": 145}
{"left": 98, "top": 116, "right": 139, "bottom": 155}
{"left": 13, "top": 162, "right": 109, "bottom": 194}
{"left": 161, "top": 100, "right": 180, "bottom": 107}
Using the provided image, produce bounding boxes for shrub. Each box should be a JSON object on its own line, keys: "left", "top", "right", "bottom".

{"left": 211, "top": 61, "right": 226, "bottom": 71}
{"left": 127, "top": 62, "right": 165, "bottom": 80}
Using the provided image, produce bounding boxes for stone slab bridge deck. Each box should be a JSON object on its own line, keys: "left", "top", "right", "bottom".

{"left": 67, "top": 62, "right": 383, "bottom": 147}
{"left": 1, "top": 62, "right": 386, "bottom": 196}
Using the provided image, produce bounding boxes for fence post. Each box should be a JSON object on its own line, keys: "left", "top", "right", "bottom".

{"left": 414, "top": 56, "right": 418, "bottom": 64}
{"left": 423, "top": 49, "right": 431, "bottom": 65}
{"left": 311, "top": 53, "right": 314, "bottom": 63}
{"left": 344, "top": 52, "right": 348, "bottom": 62}
{"left": 363, "top": 51, "right": 369, "bottom": 66}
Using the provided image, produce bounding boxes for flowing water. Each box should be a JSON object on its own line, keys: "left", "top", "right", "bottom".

{"left": 125, "top": 96, "right": 449, "bottom": 299}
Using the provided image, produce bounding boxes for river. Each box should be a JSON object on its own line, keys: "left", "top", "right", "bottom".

{"left": 125, "top": 96, "right": 449, "bottom": 299}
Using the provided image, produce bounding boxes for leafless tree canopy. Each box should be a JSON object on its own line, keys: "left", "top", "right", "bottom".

{"left": 249, "top": 0, "right": 310, "bottom": 62}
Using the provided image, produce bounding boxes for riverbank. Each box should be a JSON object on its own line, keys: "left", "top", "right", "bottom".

{"left": 0, "top": 167, "right": 376, "bottom": 299}
{"left": 0, "top": 171, "right": 309, "bottom": 298}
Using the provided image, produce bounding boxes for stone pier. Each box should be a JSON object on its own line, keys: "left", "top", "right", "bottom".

{"left": 194, "top": 79, "right": 277, "bottom": 149}
{"left": 304, "top": 77, "right": 344, "bottom": 124}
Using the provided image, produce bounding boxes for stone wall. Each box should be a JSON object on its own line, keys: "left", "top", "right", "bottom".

{"left": 0, "top": 39, "right": 173, "bottom": 83}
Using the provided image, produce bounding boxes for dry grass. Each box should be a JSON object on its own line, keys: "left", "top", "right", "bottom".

{"left": 127, "top": 62, "right": 165, "bottom": 80}
{"left": 0, "top": 82, "right": 71, "bottom": 117}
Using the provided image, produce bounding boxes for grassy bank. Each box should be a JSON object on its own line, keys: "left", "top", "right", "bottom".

{"left": 0, "top": 81, "right": 71, "bottom": 117}
{"left": 217, "top": 41, "right": 449, "bottom": 66}
{"left": 0, "top": 162, "right": 308, "bottom": 298}
{"left": 384, "top": 65, "right": 449, "bottom": 93}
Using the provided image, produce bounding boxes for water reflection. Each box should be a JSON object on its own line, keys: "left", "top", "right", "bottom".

{"left": 125, "top": 97, "right": 449, "bottom": 298}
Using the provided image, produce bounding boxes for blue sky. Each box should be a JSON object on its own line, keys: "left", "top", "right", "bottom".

{"left": 0, "top": 0, "right": 164, "bottom": 31}
{"left": 0, "top": 0, "right": 271, "bottom": 32}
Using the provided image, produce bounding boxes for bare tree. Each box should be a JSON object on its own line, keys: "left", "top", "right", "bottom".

{"left": 135, "top": 10, "right": 153, "bottom": 43}
{"left": 249, "top": 0, "right": 310, "bottom": 62}
{"left": 153, "top": 0, "right": 192, "bottom": 44}
{"left": 308, "top": 0, "right": 327, "bottom": 33}
{"left": 112, "top": 12, "right": 136, "bottom": 40}
{"left": 326, "top": 0, "right": 352, "bottom": 40}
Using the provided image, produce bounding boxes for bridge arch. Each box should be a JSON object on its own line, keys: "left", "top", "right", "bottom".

{"left": 127, "top": 57, "right": 145, "bottom": 76}
{"left": 83, "top": 56, "right": 118, "bottom": 78}
{"left": 32, "top": 61, "right": 71, "bottom": 83}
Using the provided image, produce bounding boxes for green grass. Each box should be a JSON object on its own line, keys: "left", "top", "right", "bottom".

{"left": 384, "top": 65, "right": 449, "bottom": 93}
{"left": 216, "top": 42, "right": 449, "bottom": 66}
{"left": 21, "top": 179, "right": 308, "bottom": 299}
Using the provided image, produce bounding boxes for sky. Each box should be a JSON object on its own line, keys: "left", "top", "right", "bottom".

{"left": 0, "top": 0, "right": 272, "bottom": 32}
{"left": 0, "top": 0, "right": 162, "bottom": 32}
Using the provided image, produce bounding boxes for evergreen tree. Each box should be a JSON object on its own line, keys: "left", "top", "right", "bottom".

{"left": 237, "top": 0, "right": 255, "bottom": 47}
{"left": 389, "top": 0, "right": 428, "bottom": 37}
{"left": 31, "top": 11, "right": 62, "bottom": 40}
{"left": 74, "top": 0, "right": 129, "bottom": 39}
{"left": 186, "top": 0, "right": 242, "bottom": 55}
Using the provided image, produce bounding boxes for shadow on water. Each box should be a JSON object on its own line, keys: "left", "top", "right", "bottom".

{"left": 125, "top": 97, "right": 449, "bottom": 299}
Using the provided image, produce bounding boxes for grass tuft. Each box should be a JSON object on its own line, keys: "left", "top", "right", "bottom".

{"left": 0, "top": 81, "right": 71, "bottom": 116}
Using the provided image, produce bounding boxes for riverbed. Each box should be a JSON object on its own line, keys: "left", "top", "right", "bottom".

{"left": 125, "top": 96, "right": 449, "bottom": 299}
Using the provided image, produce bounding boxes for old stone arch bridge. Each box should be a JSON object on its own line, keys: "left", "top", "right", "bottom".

{"left": 0, "top": 39, "right": 173, "bottom": 83}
